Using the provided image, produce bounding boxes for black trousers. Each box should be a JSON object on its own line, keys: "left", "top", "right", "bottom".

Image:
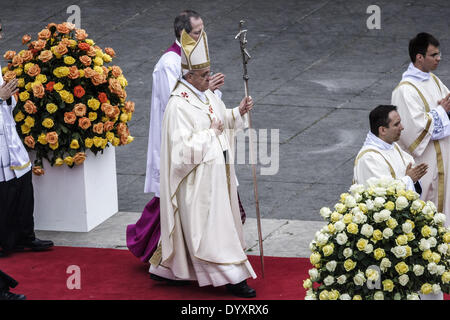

{"left": 0, "top": 170, "right": 35, "bottom": 251}
{"left": 0, "top": 270, "right": 18, "bottom": 290}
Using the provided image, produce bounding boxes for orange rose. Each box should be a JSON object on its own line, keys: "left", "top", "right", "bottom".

{"left": 38, "top": 50, "right": 53, "bottom": 63}
{"left": 47, "top": 23, "right": 57, "bottom": 29}
{"left": 75, "top": 29, "right": 88, "bottom": 41}
{"left": 104, "top": 121, "right": 115, "bottom": 132}
{"left": 60, "top": 38, "right": 71, "bottom": 47}
{"left": 38, "top": 29, "right": 51, "bottom": 40}
{"left": 24, "top": 136, "right": 35, "bottom": 148}
{"left": 120, "top": 133, "right": 129, "bottom": 145}
{"left": 33, "top": 39, "right": 47, "bottom": 51}
{"left": 56, "top": 23, "right": 70, "bottom": 34}
{"left": 11, "top": 55, "right": 24, "bottom": 67}
{"left": 83, "top": 67, "right": 96, "bottom": 78}
{"left": 3, "top": 50, "right": 16, "bottom": 60}
{"left": 20, "top": 50, "right": 33, "bottom": 62}
{"left": 32, "top": 166, "right": 45, "bottom": 176}
{"left": 64, "top": 111, "right": 77, "bottom": 124}
{"left": 117, "top": 123, "right": 128, "bottom": 136}
{"left": 93, "top": 122, "right": 104, "bottom": 134}
{"left": 108, "top": 78, "right": 122, "bottom": 94}
{"left": 78, "top": 43, "right": 90, "bottom": 51}
{"left": 111, "top": 66, "right": 122, "bottom": 78}
{"left": 45, "top": 131, "right": 58, "bottom": 144}
{"left": 32, "top": 83, "right": 45, "bottom": 98}
{"left": 73, "top": 152, "right": 87, "bottom": 165}
{"left": 124, "top": 101, "right": 135, "bottom": 113}
{"left": 79, "top": 55, "right": 92, "bottom": 67}
{"left": 68, "top": 66, "right": 79, "bottom": 79}
{"left": 102, "top": 66, "right": 108, "bottom": 75}
{"left": 27, "top": 64, "right": 41, "bottom": 77}
{"left": 24, "top": 100, "right": 38, "bottom": 114}
{"left": 78, "top": 117, "right": 91, "bottom": 130}
{"left": 87, "top": 46, "right": 97, "bottom": 57}
{"left": 91, "top": 73, "right": 106, "bottom": 86}
{"left": 3, "top": 71, "right": 16, "bottom": 82}
{"left": 106, "top": 105, "right": 120, "bottom": 119}
{"left": 73, "top": 103, "right": 87, "bottom": 117}
{"left": 22, "top": 35, "right": 31, "bottom": 45}
{"left": 116, "top": 89, "right": 127, "bottom": 100}
{"left": 55, "top": 43, "right": 68, "bottom": 56}
{"left": 105, "top": 47, "right": 116, "bottom": 58}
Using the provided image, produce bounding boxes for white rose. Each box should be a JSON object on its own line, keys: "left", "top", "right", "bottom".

{"left": 427, "top": 262, "right": 438, "bottom": 275}
{"left": 361, "top": 224, "right": 374, "bottom": 237}
{"left": 407, "top": 293, "right": 420, "bottom": 300}
{"left": 320, "top": 207, "right": 332, "bottom": 219}
{"left": 380, "top": 258, "right": 392, "bottom": 272}
{"left": 433, "top": 213, "right": 446, "bottom": 225}
{"left": 339, "top": 294, "right": 351, "bottom": 300}
{"left": 419, "top": 238, "right": 431, "bottom": 251}
{"left": 350, "top": 184, "right": 365, "bottom": 194}
{"left": 399, "top": 274, "right": 409, "bottom": 286}
{"left": 373, "top": 291, "right": 384, "bottom": 300}
{"left": 402, "top": 222, "right": 413, "bottom": 234}
{"left": 343, "top": 248, "right": 353, "bottom": 259}
{"left": 366, "top": 199, "right": 375, "bottom": 211}
{"left": 316, "top": 233, "right": 329, "bottom": 246}
{"left": 353, "top": 212, "right": 367, "bottom": 224}
{"left": 366, "top": 177, "right": 379, "bottom": 187}
{"left": 395, "top": 196, "right": 409, "bottom": 210}
{"left": 428, "top": 237, "right": 437, "bottom": 248}
{"left": 309, "top": 241, "right": 317, "bottom": 251}
{"left": 305, "top": 289, "right": 317, "bottom": 300}
{"left": 345, "top": 195, "right": 357, "bottom": 208}
{"left": 374, "top": 187, "right": 387, "bottom": 197}
{"left": 413, "top": 265, "right": 424, "bottom": 276}
{"left": 308, "top": 268, "right": 320, "bottom": 281}
{"left": 432, "top": 284, "right": 441, "bottom": 294}
{"left": 336, "top": 232, "right": 348, "bottom": 245}
{"left": 374, "top": 197, "right": 386, "bottom": 208}
{"left": 364, "top": 244, "right": 374, "bottom": 254}
{"left": 373, "top": 212, "right": 383, "bottom": 223}
{"left": 326, "top": 261, "right": 337, "bottom": 272}
{"left": 411, "top": 200, "right": 423, "bottom": 211}
{"left": 426, "top": 201, "right": 437, "bottom": 213}
{"left": 436, "top": 265, "right": 445, "bottom": 276}
{"left": 334, "top": 221, "right": 345, "bottom": 232}
{"left": 336, "top": 275, "right": 347, "bottom": 285}
{"left": 394, "top": 293, "right": 402, "bottom": 300}
{"left": 353, "top": 272, "right": 366, "bottom": 286}
{"left": 379, "top": 209, "right": 391, "bottom": 221}
{"left": 422, "top": 205, "right": 434, "bottom": 216}
{"left": 430, "top": 227, "right": 437, "bottom": 237}
{"left": 324, "top": 275, "right": 335, "bottom": 286}
{"left": 383, "top": 228, "right": 393, "bottom": 239}
{"left": 391, "top": 246, "right": 407, "bottom": 259}
{"left": 354, "top": 193, "right": 363, "bottom": 203}
{"left": 438, "top": 244, "right": 448, "bottom": 255}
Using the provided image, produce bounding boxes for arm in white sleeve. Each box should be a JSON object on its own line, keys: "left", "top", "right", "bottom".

{"left": 429, "top": 105, "right": 450, "bottom": 140}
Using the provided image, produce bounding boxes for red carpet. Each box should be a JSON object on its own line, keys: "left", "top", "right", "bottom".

{"left": 0, "top": 246, "right": 310, "bottom": 300}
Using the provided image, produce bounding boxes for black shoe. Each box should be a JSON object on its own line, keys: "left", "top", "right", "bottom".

{"left": 15, "top": 238, "right": 54, "bottom": 252}
{"left": 0, "top": 290, "right": 26, "bottom": 300}
{"left": 226, "top": 280, "right": 256, "bottom": 298}
{"left": 150, "top": 273, "right": 190, "bottom": 286}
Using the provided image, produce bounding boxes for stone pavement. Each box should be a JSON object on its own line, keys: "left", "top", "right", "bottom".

{"left": 3, "top": 0, "right": 450, "bottom": 257}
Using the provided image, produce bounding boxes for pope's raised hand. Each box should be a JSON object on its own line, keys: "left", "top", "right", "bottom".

{"left": 210, "top": 118, "right": 224, "bottom": 136}
{"left": 0, "top": 78, "right": 19, "bottom": 101}
{"left": 239, "top": 95, "right": 253, "bottom": 116}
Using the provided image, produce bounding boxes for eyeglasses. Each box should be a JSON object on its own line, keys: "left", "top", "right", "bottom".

{"left": 190, "top": 70, "right": 214, "bottom": 79}
{"left": 426, "top": 52, "right": 442, "bottom": 59}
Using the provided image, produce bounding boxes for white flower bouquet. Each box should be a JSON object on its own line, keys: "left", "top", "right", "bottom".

{"left": 304, "top": 177, "right": 450, "bottom": 300}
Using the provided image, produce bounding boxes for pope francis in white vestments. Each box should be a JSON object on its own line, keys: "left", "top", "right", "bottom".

{"left": 149, "top": 29, "right": 257, "bottom": 297}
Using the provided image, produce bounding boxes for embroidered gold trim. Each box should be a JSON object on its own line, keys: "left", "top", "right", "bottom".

{"left": 394, "top": 144, "right": 406, "bottom": 166}
{"left": 10, "top": 161, "right": 30, "bottom": 170}
{"left": 354, "top": 149, "right": 396, "bottom": 178}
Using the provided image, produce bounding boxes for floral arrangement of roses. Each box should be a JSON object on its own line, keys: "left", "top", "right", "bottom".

{"left": 303, "top": 177, "right": 449, "bottom": 300}
{"left": 2, "top": 22, "right": 135, "bottom": 175}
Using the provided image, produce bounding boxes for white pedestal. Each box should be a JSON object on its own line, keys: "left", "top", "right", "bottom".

{"left": 32, "top": 146, "right": 118, "bottom": 232}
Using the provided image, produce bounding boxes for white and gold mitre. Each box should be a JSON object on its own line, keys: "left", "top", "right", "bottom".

{"left": 180, "top": 29, "right": 210, "bottom": 71}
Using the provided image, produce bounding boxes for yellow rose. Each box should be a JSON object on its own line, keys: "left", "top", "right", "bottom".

{"left": 64, "top": 156, "right": 74, "bottom": 166}
{"left": 49, "top": 142, "right": 59, "bottom": 150}
{"left": 127, "top": 112, "right": 133, "bottom": 121}
{"left": 421, "top": 226, "right": 432, "bottom": 238}
{"left": 405, "top": 190, "right": 418, "bottom": 200}
{"left": 120, "top": 113, "right": 128, "bottom": 123}
{"left": 322, "top": 244, "right": 334, "bottom": 257}
{"left": 319, "top": 290, "right": 329, "bottom": 300}
{"left": 106, "top": 132, "right": 114, "bottom": 142}
{"left": 14, "top": 68, "right": 23, "bottom": 76}
{"left": 420, "top": 283, "right": 433, "bottom": 295}
{"left": 93, "top": 66, "right": 104, "bottom": 75}
{"left": 347, "top": 223, "right": 358, "bottom": 235}
{"left": 127, "top": 135, "right": 134, "bottom": 144}
{"left": 87, "top": 98, "right": 100, "bottom": 110}
{"left": 406, "top": 219, "right": 415, "bottom": 229}
{"left": 21, "top": 124, "right": 31, "bottom": 134}
{"left": 53, "top": 66, "right": 70, "bottom": 78}
{"left": 64, "top": 56, "right": 76, "bottom": 65}
{"left": 36, "top": 74, "right": 47, "bottom": 83}
{"left": 406, "top": 233, "right": 415, "bottom": 241}
{"left": 54, "top": 158, "right": 64, "bottom": 166}
{"left": 442, "top": 272, "right": 450, "bottom": 284}
{"left": 422, "top": 249, "right": 432, "bottom": 261}
{"left": 37, "top": 133, "right": 47, "bottom": 145}
{"left": 102, "top": 53, "right": 112, "bottom": 63}
{"left": 64, "top": 93, "right": 74, "bottom": 104}
{"left": 85, "top": 39, "right": 95, "bottom": 46}
{"left": 303, "top": 279, "right": 312, "bottom": 290}
{"left": 358, "top": 203, "right": 368, "bottom": 213}
{"left": 24, "top": 62, "right": 33, "bottom": 73}
{"left": 382, "top": 279, "right": 394, "bottom": 292}
{"left": 397, "top": 190, "right": 407, "bottom": 198}
{"left": 69, "top": 39, "right": 77, "bottom": 48}
{"left": 93, "top": 56, "right": 103, "bottom": 66}
{"left": 93, "top": 136, "right": 103, "bottom": 147}
{"left": 335, "top": 203, "right": 347, "bottom": 214}
{"left": 387, "top": 218, "right": 398, "bottom": 229}
{"left": 79, "top": 69, "right": 85, "bottom": 78}
{"left": 395, "top": 262, "right": 409, "bottom": 275}
{"left": 70, "top": 139, "right": 80, "bottom": 149}
{"left": 443, "top": 232, "right": 450, "bottom": 243}
{"left": 25, "top": 82, "right": 32, "bottom": 92}
{"left": 384, "top": 201, "right": 395, "bottom": 211}
{"left": 372, "top": 229, "right": 383, "bottom": 241}
{"left": 19, "top": 91, "right": 30, "bottom": 101}
{"left": 405, "top": 246, "right": 412, "bottom": 257}
{"left": 46, "top": 103, "right": 58, "bottom": 114}
{"left": 118, "top": 75, "right": 128, "bottom": 87}
{"left": 356, "top": 239, "right": 368, "bottom": 251}
{"left": 24, "top": 116, "right": 35, "bottom": 128}
{"left": 344, "top": 259, "right": 357, "bottom": 272}
{"left": 343, "top": 214, "right": 353, "bottom": 224}
{"left": 85, "top": 138, "right": 93, "bottom": 148}
{"left": 42, "top": 118, "right": 54, "bottom": 129}
{"left": 352, "top": 295, "right": 362, "bottom": 300}
{"left": 431, "top": 252, "right": 441, "bottom": 263}
{"left": 88, "top": 112, "right": 97, "bottom": 121}
{"left": 328, "top": 290, "right": 339, "bottom": 300}
{"left": 395, "top": 235, "right": 408, "bottom": 246}
{"left": 100, "top": 138, "right": 108, "bottom": 149}
{"left": 17, "top": 78, "right": 25, "bottom": 87}
{"left": 53, "top": 82, "right": 64, "bottom": 91}
{"left": 373, "top": 248, "right": 385, "bottom": 260}
{"left": 330, "top": 212, "right": 341, "bottom": 222}
{"left": 310, "top": 252, "right": 321, "bottom": 265}
{"left": 14, "top": 111, "right": 25, "bottom": 122}
{"left": 112, "top": 137, "right": 120, "bottom": 146}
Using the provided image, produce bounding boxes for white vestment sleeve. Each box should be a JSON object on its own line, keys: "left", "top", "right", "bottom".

{"left": 429, "top": 105, "right": 450, "bottom": 140}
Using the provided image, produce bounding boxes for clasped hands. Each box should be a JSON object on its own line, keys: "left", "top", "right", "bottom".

{"left": 0, "top": 78, "right": 19, "bottom": 101}
{"left": 210, "top": 96, "right": 254, "bottom": 136}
